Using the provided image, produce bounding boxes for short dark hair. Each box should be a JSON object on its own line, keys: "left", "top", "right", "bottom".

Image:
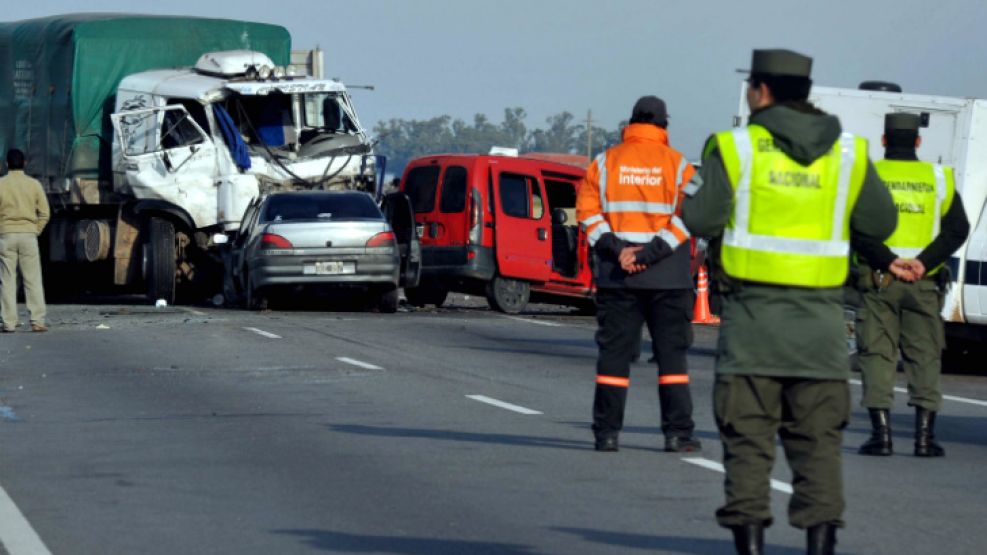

{"left": 629, "top": 114, "right": 667, "bottom": 128}
{"left": 6, "top": 149, "right": 25, "bottom": 170}
{"left": 749, "top": 72, "right": 813, "bottom": 103}
{"left": 886, "top": 129, "right": 919, "bottom": 149}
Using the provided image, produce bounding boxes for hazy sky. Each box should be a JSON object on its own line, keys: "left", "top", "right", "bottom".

{"left": 8, "top": 1, "right": 987, "bottom": 157}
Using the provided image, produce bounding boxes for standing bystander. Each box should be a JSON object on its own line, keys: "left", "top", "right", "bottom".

{"left": 0, "top": 148, "right": 50, "bottom": 332}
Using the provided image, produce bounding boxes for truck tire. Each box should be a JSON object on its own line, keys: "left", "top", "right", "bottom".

{"left": 145, "top": 218, "right": 177, "bottom": 304}
{"left": 486, "top": 275, "right": 529, "bottom": 314}
{"left": 404, "top": 285, "right": 448, "bottom": 308}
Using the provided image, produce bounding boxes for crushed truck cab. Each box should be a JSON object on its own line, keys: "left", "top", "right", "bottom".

{"left": 0, "top": 15, "right": 377, "bottom": 303}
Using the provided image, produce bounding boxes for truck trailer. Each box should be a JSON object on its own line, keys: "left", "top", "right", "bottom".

{"left": 0, "top": 14, "right": 378, "bottom": 303}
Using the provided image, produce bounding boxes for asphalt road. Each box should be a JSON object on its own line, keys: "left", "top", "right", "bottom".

{"left": 0, "top": 293, "right": 985, "bottom": 554}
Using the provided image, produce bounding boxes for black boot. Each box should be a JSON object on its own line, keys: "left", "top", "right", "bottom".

{"left": 806, "top": 523, "right": 837, "bottom": 555}
{"left": 729, "top": 523, "right": 764, "bottom": 555}
{"left": 914, "top": 408, "right": 945, "bottom": 457}
{"left": 858, "top": 408, "right": 892, "bottom": 456}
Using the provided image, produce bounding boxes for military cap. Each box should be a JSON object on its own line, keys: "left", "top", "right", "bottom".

{"left": 884, "top": 112, "right": 921, "bottom": 133}
{"left": 750, "top": 49, "right": 813, "bottom": 77}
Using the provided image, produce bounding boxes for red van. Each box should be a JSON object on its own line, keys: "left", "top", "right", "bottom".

{"left": 399, "top": 153, "right": 593, "bottom": 313}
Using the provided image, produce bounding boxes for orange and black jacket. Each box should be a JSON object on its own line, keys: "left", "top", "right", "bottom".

{"left": 576, "top": 123, "right": 696, "bottom": 289}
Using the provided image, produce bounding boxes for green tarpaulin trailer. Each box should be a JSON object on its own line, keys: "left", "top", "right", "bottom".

{"left": 0, "top": 14, "right": 290, "bottom": 181}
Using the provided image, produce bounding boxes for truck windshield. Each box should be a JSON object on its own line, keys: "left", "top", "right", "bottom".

{"left": 301, "top": 93, "right": 357, "bottom": 133}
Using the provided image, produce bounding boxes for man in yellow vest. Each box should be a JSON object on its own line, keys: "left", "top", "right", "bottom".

{"left": 854, "top": 113, "right": 970, "bottom": 458}
{"left": 682, "top": 49, "right": 896, "bottom": 554}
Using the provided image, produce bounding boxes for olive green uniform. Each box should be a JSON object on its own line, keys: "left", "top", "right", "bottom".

{"left": 683, "top": 105, "right": 896, "bottom": 528}
{"left": 852, "top": 162, "right": 970, "bottom": 412}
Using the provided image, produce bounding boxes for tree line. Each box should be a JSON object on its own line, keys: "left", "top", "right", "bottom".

{"left": 372, "top": 107, "right": 626, "bottom": 174}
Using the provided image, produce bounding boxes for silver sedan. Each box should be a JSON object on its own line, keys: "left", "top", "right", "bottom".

{"left": 230, "top": 191, "right": 419, "bottom": 312}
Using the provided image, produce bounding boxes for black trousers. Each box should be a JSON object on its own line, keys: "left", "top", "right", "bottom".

{"left": 592, "top": 287, "right": 695, "bottom": 439}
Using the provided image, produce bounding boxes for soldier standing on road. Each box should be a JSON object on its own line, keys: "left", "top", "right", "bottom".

{"left": 853, "top": 113, "right": 970, "bottom": 458}
{"left": 576, "top": 96, "right": 701, "bottom": 454}
{"left": 682, "top": 50, "right": 897, "bottom": 554}
{"left": 0, "top": 148, "right": 50, "bottom": 333}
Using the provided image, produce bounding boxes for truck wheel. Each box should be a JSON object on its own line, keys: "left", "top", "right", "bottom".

{"left": 145, "top": 218, "right": 177, "bottom": 304}
{"left": 404, "top": 285, "right": 448, "bottom": 308}
{"left": 486, "top": 275, "right": 529, "bottom": 314}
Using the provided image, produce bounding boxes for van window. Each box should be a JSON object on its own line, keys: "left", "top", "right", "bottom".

{"left": 439, "top": 166, "right": 468, "bottom": 213}
{"left": 500, "top": 173, "right": 544, "bottom": 220}
{"left": 404, "top": 166, "right": 440, "bottom": 213}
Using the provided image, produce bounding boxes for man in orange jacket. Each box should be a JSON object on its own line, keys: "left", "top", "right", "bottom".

{"left": 577, "top": 96, "right": 700, "bottom": 452}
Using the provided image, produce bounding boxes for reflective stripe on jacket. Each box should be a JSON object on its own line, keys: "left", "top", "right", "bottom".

{"left": 715, "top": 124, "right": 868, "bottom": 288}
{"left": 576, "top": 124, "right": 693, "bottom": 249}
{"left": 874, "top": 159, "right": 955, "bottom": 274}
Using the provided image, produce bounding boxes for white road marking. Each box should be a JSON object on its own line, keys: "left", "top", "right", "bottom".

{"left": 182, "top": 308, "right": 208, "bottom": 317}
{"left": 465, "top": 395, "right": 543, "bottom": 415}
{"left": 499, "top": 315, "right": 564, "bottom": 327}
{"left": 336, "top": 357, "right": 383, "bottom": 371}
{"left": 848, "top": 379, "right": 987, "bottom": 407}
{"left": 244, "top": 327, "right": 282, "bottom": 339}
{"left": 0, "top": 481, "right": 53, "bottom": 555}
{"left": 682, "top": 457, "right": 794, "bottom": 494}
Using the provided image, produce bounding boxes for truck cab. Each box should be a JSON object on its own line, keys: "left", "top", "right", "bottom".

{"left": 400, "top": 152, "right": 593, "bottom": 313}
{"left": 108, "top": 50, "right": 377, "bottom": 302}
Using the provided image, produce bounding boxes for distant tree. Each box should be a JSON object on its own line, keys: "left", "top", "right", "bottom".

{"left": 374, "top": 108, "right": 622, "bottom": 176}
{"left": 500, "top": 107, "right": 528, "bottom": 150}
{"left": 529, "top": 111, "right": 580, "bottom": 153}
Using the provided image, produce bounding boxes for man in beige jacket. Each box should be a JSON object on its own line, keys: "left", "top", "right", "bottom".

{"left": 0, "top": 149, "right": 50, "bottom": 332}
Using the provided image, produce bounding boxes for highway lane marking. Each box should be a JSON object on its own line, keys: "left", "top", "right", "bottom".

{"left": 180, "top": 307, "right": 208, "bottom": 317}
{"left": 336, "top": 357, "right": 383, "bottom": 371}
{"left": 244, "top": 327, "right": 282, "bottom": 339}
{"left": 0, "top": 481, "right": 53, "bottom": 555}
{"left": 848, "top": 379, "right": 987, "bottom": 407}
{"left": 465, "top": 395, "right": 543, "bottom": 415}
{"left": 499, "top": 315, "right": 564, "bottom": 327}
{"left": 682, "top": 457, "right": 794, "bottom": 494}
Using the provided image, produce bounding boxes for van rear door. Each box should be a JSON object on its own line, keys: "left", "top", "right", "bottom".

{"left": 434, "top": 165, "right": 470, "bottom": 247}
{"left": 403, "top": 164, "right": 441, "bottom": 245}
{"left": 491, "top": 165, "right": 552, "bottom": 281}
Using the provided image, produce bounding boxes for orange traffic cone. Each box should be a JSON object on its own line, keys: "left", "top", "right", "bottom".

{"left": 693, "top": 264, "right": 720, "bottom": 325}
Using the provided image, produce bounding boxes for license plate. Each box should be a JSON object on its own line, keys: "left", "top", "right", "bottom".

{"left": 304, "top": 261, "right": 353, "bottom": 275}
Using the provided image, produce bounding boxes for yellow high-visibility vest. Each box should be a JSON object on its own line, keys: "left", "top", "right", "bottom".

{"left": 713, "top": 125, "right": 868, "bottom": 287}
{"left": 874, "top": 159, "right": 954, "bottom": 274}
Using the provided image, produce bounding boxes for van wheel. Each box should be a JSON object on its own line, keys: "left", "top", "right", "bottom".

{"left": 404, "top": 285, "right": 448, "bottom": 308}
{"left": 486, "top": 276, "right": 529, "bottom": 314}
{"left": 145, "top": 217, "right": 177, "bottom": 304}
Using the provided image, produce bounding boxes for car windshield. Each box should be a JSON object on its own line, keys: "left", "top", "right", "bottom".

{"left": 262, "top": 193, "right": 383, "bottom": 222}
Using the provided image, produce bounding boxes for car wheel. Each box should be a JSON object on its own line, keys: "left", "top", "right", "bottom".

{"left": 377, "top": 288, "right": 399, "bottom": 313}
{"left": 404, "top": 285, "right": 448, "bottom": 307}
{"left": 485, "top": 275, "right": 529, "bottom": 314}
{"left": 245, "top": 274, "right": 268, "bottom": 311}
{"left": 145, "top": 217, "right": 177, "bottom": 304}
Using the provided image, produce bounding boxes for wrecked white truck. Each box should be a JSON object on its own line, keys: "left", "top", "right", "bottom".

{"left": 0, "top": 15, "right": 379, "bottom": 303}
